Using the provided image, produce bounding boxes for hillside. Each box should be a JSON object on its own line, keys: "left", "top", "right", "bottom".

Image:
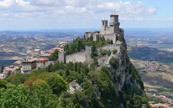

{"left": 0, "top": 36, "right": 149, "bottom": 108}
{"left": 0, "top": 32, "right": 77, "bottom": 60}
{"left": 131, "top": 59, "right": 173, "bottom": 89}
{"left": 128, "top": 46, "right": 173, "bottom": 63}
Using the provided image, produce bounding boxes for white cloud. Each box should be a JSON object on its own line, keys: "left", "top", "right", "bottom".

{"left": 30, "top": 0, "right": 63, "bottom": 6}
{"left": 65, "top": 0, "right": 90, "bottom": 7}
{"left": 96, "top": 1, "right": 156, "bottom": 16}
{"left": 0, "top": 0, "right": 157, "bottom": 16}
{"left": 0, "top": 0, "right": 159, "bottom": 29}
{"left": 0, "top": 0, "right": 14, "bottom": 7}
{"left": 65, "top": 6, "right": 87, "bottom": 14}
{"left": 169, "top": 18, "right": 173, "bottom": 21}
{"left": 16, "top": 0, "right": 29, "bottom": 7}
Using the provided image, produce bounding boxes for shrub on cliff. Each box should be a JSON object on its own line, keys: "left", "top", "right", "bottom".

{"left": 109, "top": 57, "right": 119, "bottom": 69}
{"left": 99, "top": 49, "right": 111, "bottom": 56}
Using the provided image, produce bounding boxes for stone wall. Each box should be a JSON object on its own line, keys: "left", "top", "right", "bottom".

{"left": 66, "top": 51, "right": 87, "bottom": 63}
{"left": 65, "top": 43, "right": 122, "bottom": 64}
{"left": 66, "top": 46, "right": 92, "bottom": 63}
{"left": 58, "top": 52, "right": 66, "bottom": 63}
{"left": 103, "top": 34, "right": 117, "bottom": 43}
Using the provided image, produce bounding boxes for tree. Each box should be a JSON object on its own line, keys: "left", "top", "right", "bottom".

{"left": 0, "top": 84, "right": 31, "bottom": 108}
{"left": 93, "top": 58, "right": 98, "bottom": 66}
{"left": 0, "top": 79, "right": 8, "bottom": 88}
{"left": 77, "top": 39, "right": 85, "bottom": 52}
{"left": 30, "top": 79, "right": 58, "bottom": 108}
{"left": 6, "top": 72, "right": 30, "bottom": 85}
{"left": 46, "top": 63, "right": 54, "bottom": 72}
{"left": 109, "top": 57, "right": 119, "bottom": 69}
{"left": 0, "top": 65, "right": 4, "bottom": 73}
{"left": 30, "top": 86, "right": 58, "bottom": 108}
{"left": 91, "top": 43, "right": 98, "bottom": 58}
{"left": 49, "top": 49, "right": 59, "bottom": 61}
{"left": 133, "top": 94, "right": 142, "bottom": 108}
{"left": 38, "top": 72, "right": 68, "bottom": 95}
{"left": 24, "top": 76, "right": 37, "bottom": 89}
{"left": 58, "top": 91, "right": 89, "bottom": 108}
{"left": 57, "top": 92, "right": 75, "bottom": 108}
{"left": 0, "top": 83, "right": 58, "bottom": 108}
{"left": 32, "top": 79, "right": 50, "bottom": 90}
{"left": 47, "top": 74, "right": 68, "bottom": 95}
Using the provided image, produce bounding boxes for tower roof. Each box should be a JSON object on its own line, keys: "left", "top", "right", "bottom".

{"left": 110, "top": 13, "right": 118, "bottom": 17}
{"left": 102, "top": 18, "right": 108, "bottom": 21}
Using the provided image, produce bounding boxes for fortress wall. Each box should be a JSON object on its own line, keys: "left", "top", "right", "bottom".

{"left": 103, "top": 34, "right": 117, "bottom": 43}
{"left": 101, "top": 27, "right": 112, "bottom": 35}
{"left": 66, "top": 51, "right": 86, "bottom": 63}
{"left": 66, "top": 44, "right": 121, "bottom": 64}
{"left": 66, "top": 46, "right": 92, "bottom": 63}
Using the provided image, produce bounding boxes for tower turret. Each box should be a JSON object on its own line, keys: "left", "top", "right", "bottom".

{"left": 58, "top": 51, "right": 66, "bottom": 63}
{"left": 109, "top": 13, "right": 120, "bottom": 33}
{"left": 101, "top": 19, "right": 108, "bottom": 34}
{"left": 110, "top": 14, "right": 119, "bottom": 23}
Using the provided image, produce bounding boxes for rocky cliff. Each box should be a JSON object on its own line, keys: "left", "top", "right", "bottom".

{"left": 97, "top": 38, "right": 148, "bottom": 108}
{"left": 64, "top": 36, "right": 149, "bottom": 108}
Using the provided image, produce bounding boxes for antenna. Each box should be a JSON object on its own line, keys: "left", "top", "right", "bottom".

{"left": 113, "top": 10, "right": 117, "bottom": 15}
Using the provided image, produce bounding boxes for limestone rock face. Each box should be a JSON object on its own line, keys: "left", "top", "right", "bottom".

{"left": 97, "top": 39, "right": 146, "bottom": 108}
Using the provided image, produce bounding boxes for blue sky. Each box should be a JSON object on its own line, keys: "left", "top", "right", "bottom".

{"left": 0, "top": 0, "right": 172, "bottom": 30}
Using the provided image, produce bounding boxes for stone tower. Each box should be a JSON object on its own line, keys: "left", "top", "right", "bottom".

{"left": 58, "top": 51, "right": 66, "bottom": 63}
{"left": 101, "top": 19, "right": 108, "bottom": 34}
{"left": 109, "top": 14, "right": 120, "bottom": 33}
{"left": 101, "top": 13, "right": 120, "bottom": 35}
{"left": 85, "top": 13, "right": 124, "bottom": 44}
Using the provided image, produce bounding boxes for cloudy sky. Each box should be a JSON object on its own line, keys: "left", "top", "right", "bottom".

{"left": 0, "top": 0, "right": 172, "bottom": 30}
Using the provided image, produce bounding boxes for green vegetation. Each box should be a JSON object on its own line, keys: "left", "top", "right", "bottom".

{"left": 49, "top": 49, "right": 59, "bottom": 61}
{"left": 99, "top": 49, "right": 111, "bottom": 56}
{"left": 112, "top": 49, "right": 117, "bottom": 54}
{"left": 0, "top": 79, "right": 8, "bottom": 89}
{"left": 0, "top": 57, "right": 148, "bottom": 108}
{"left": 148, "top": 96, "right": 166, "bottom": 104}
{"left": 91, "top": 43, "right": 98, "bottom": 58}
{"left": 0, "top": 65, "right": 4, "bottom": 73}
{"left": 117, "top": 35, "right": 124, "bottom": 41}
{"left": 6, "top": 72, "right": 30, "bottom": 85}
{"left": 0, "top": 62, "right": 118, "bottom": 108}
{"left": 121, "top": 46, "right": 126, "bottom": 52}
{"left": 0, "top": 36, "right": 149, "bottom": 108}
{"left": 109, "top": 57, "right": 119, "bottom": 69}
{"left": 64, "top": 36, "right": 113, "bottom": 55}
{"left": 0, "top": 84, "right": 58, "bottom": 108}
{"left": 129, "top": 63, "right": 144, "bottom": 91}
{"left": 121, "top": 62, "right": 149, "bottom": 108}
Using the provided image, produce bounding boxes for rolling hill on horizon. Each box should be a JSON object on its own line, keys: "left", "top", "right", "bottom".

{"left": 128, "top": 46, "right": 173, "bottom": 63}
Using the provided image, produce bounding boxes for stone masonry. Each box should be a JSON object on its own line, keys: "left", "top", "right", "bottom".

{"left": 84, "top": 13, "right": 124, "bottom": 44}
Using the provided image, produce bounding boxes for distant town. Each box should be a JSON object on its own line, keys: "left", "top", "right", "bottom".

{"left": 0, "top": 41, "right": 67, "bottom": 79}
{"left": 145, "top": 87, "right": 173, "bottom": 108}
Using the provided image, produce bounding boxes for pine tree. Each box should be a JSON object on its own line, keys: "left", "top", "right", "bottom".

{"left": 91, "top": 43, "right": 98, "bottom": 58}
{"left": 0, "top": 65, "right": 4, "bottom": 73}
